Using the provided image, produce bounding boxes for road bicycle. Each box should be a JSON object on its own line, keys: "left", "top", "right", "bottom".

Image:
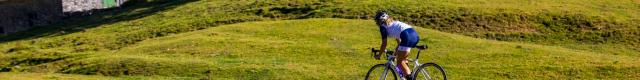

{"left": 365, "top": 45, "right": 447, "bottom": 80}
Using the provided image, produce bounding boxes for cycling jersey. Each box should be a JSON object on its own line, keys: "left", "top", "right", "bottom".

{"left": 379, "top": 21, "right": 419, "bottom": 51}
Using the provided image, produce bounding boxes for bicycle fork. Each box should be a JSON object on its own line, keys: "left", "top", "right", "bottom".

{"left": 410, "top": 59, "right": 433, "bottom": 80}
{"left": 384, "top": 61, "right": 400, "bottom": 80}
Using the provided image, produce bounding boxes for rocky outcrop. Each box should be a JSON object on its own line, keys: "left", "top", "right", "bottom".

{"left": 62, "top": 0, "right": 102, "bottom": 13}
{"left": 62, "top": 0, "right": 128, "bottom": 16}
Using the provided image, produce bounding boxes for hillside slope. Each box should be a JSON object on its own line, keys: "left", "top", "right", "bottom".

{"left": 1, "top": 0, "right": 639, "bottom": 79}
{"left": 2, "top": 0, "right": 639, "bottom": 56}
{"left": 0, "top": 72, "right": 184, "bottom": 80}
{"left": 2, "top": 19, "right": 638, "bottom": 79}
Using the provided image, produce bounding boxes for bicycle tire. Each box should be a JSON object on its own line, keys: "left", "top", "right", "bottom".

{"left": 365, "top": 64, "right": 398, "bottom": 80}
{"left": 412, "top": 63, "right": 447, "bottom": 80}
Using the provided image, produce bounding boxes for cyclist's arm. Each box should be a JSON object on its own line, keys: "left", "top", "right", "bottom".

{"left": 380, "top": 38, "right": 387, "bottom": 54}
{"left": 379, "top": 26, "right": 388, "bottom": 54}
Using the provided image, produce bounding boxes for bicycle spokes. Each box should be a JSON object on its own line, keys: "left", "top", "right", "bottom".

{"left": 418, "top": 69, "right": 432, "bottom": 80}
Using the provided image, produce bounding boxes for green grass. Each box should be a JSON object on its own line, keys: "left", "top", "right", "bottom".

{"left": 1, "top": 0, "right": 640, "bottom": 79}
{"left": 2, "top": 0, "right": 638, "bottom": 56}
{"left": 0, "top": 72, "right": 193, "bottom": 80}
{"left": 3, "top": 19, "right": 639, "bottom": 79}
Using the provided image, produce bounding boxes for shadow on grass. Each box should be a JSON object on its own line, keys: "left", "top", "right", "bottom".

{"left": 0, "top": 0, "right": 198, "bottom": 43}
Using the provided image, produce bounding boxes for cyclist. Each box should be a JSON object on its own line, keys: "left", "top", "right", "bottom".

{"left": 373, "top": 11, "right": 420, "bottom": 79}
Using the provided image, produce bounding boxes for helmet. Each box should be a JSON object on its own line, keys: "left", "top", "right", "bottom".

{"left": 374, "top": 11, "right": 389, "bottom": 25}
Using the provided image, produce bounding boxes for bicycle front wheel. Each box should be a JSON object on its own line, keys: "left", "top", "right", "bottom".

{"left": 365, "top": 64, "right": 397, "bottom": 80}
{"left": 412, "top": 63, "right": 447, "bottom": 80}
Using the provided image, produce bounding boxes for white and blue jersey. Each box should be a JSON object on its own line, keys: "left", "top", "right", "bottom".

{"left": 379, "top": 21, "right": 420, "bottom": 51}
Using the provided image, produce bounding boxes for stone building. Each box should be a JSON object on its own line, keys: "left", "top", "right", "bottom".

{"left": 0, "top": 0, "right": 128, "bottom": 34}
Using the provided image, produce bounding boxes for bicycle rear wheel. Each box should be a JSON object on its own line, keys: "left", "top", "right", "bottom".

{"left": 365, "top": 64, "right": 397, "bottom": 80}
{"left": 412, "top": 63, "right": 447, "bottom": 80}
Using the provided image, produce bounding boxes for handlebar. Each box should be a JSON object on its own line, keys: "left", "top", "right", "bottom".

{"left": 370, "top": 48, "right": 382, "bottom": 54}
{"left": 371, "top": 48, "right": 392, "bottom": 60}
{"left": 370, "top": 44, "right": 429, "bottom": 60}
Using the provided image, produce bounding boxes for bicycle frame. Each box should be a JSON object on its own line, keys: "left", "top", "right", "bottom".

{"left": 377, "top": 48, "right": 432, "bottom": 80}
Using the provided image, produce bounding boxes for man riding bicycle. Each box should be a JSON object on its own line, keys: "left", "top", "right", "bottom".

{"left": 374, "top": 11, "right": 420, "bottom": 79}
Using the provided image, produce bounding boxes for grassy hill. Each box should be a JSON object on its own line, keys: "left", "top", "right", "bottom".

{"left": 1, "top": 0, "right": 639, "bottom": 79}
{"left": 2, "top": 0, "right": 638, "bottom": 57}
{"left": 0, "top": 72, "right": 181, "bottom": 80}
{"left": 2, "top": 19, "right": 639, "bottom": 79}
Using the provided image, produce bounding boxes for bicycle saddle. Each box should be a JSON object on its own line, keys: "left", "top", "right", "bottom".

{"left": 415, "top": 45, "right": 428, "bottom": 50}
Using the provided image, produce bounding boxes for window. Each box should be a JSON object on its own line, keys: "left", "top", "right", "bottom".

{"left": 102, "top": 0, "right": 117, "bottom": 8}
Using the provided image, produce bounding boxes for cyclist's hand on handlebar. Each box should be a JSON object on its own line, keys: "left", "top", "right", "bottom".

{"left": 371, "top": 48, "right": 382, "bottom": 60}
{"left": 375, "top": 50, "right": 387, "bottom": 60}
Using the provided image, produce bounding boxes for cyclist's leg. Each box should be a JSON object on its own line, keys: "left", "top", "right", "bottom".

{"left": 397, "top": 41, "right": 412, "bottom": 77}
{"left": 395, "top": 49, "right": 411, "bottom": 77}
{"left": 397, "top": 28, "right": 420, "bottom": 78}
